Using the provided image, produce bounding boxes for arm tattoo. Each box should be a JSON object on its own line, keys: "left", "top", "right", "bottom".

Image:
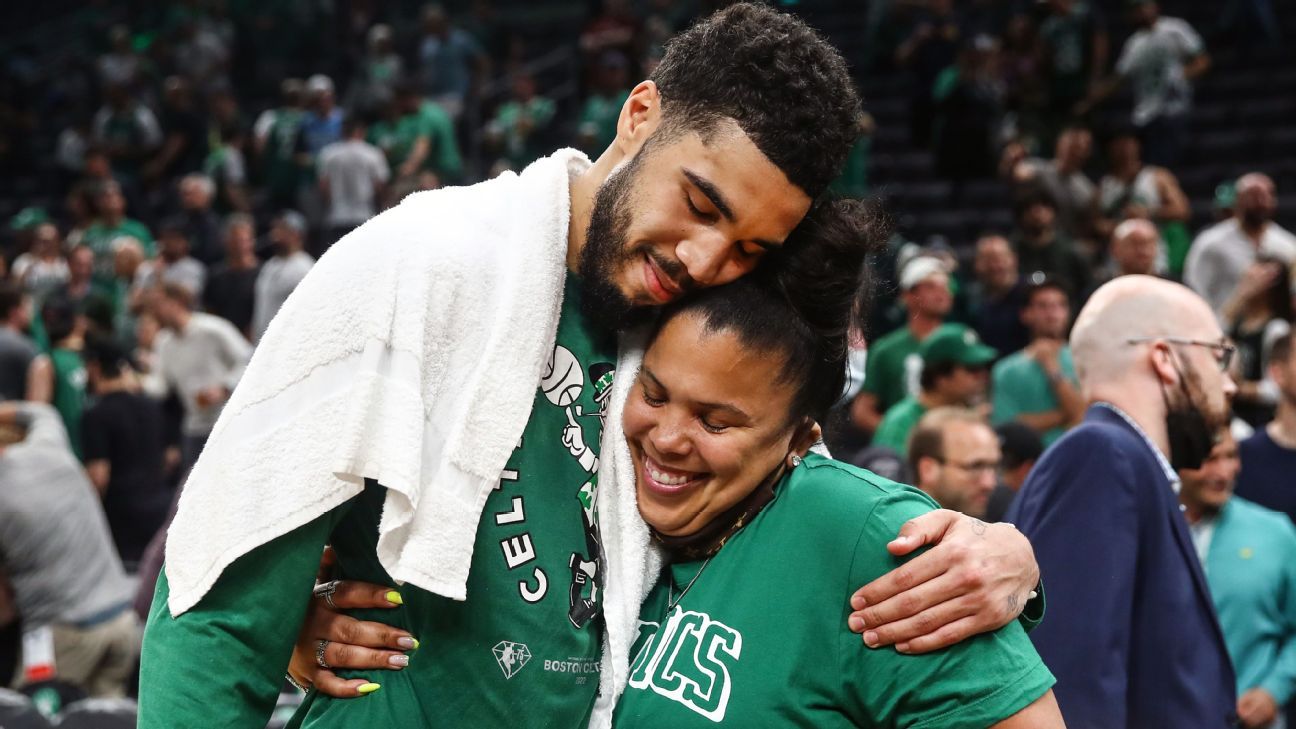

{"left": 969, "top": 517, "right": 988, "bottom": 536}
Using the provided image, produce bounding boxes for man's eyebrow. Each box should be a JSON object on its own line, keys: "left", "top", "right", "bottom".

{"left": 682, "top": 169, "right": 736, "bottom": 222}
{"left": 682, "top": 168, "right": 781, "bottom": 250}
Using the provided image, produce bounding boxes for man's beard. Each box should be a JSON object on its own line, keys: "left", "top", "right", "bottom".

{"left": 578, "top": 150, "right": 663, "bottom": 332}
{"left": 1241, "top": 209, "right": 1269, "bottom": 228}
{"left": 1163, "top": 357, "right": 1228, "bottom": 470}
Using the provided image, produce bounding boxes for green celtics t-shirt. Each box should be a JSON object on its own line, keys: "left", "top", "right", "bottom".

{"left": 49, "top": 347, "right": 87, "bottom": 460}
{"left": 82, "top": 218, "right": 155, "bottom": 287}
{"left": 991, "top": 347, "right": 1078, "bottom": 447}
{"left": 293, "top": 275, "right": 615, "bottom": 727}
{"left": 872, "top": 395, "right": 927, "bottom": 457}
{"left": 614, "top": 455, "right": 1054, "bottom": 728}
{"left": 863, "top": 324, "right": 968, "bottom": 412}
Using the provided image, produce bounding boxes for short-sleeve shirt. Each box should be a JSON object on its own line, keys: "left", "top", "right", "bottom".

{"left": 1116, "top": 16, "right": 1205, "bottom": 125}
{"left": 614, "top": 455, "right": 1054, "bottom": 727}
{"left": 873, "top": 395, "right": 927, "bottom": 457}
{"left": 863, "top": 324, "right": 969, "bottom": 412}
{"left": 48, "top": 347, "right": 87, "bottom": 460}
{"left": 82, "top": 218, "right": 156, "bottom": 287}
{"left": 1236, "top": 429, "right": 1296, "bottom": 527}
{"left": 81, "top": 390, "right": 172, "bottom": 564}
{"left": 992, "top": 346, "right": 1078, "bottom": 447}
{"left": 317, "top": 139, "right": 390, "bottom": 226}
{"left": 0, "top": 328, "right": 38, "bottom": 401}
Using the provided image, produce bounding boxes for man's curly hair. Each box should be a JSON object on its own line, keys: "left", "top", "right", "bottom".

{"left": 650, "top": 2, "right": 862, "bottom": 199}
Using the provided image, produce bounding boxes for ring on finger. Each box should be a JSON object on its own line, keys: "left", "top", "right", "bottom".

{"left": 313, "top": 579, "right": 342, "bottom": 609}
{"left": 315, "top": 639, "right": 331, "bottom": 669}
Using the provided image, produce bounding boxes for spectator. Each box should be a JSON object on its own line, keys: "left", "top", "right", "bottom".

{"left": 142, "top": 76, "right": 208, "bottom": 187}
{"left": 993, "top": 278, "right": 1084, "bottom": 447}
{"left": 96, "top": 24, "right": 146, "bottom": 88}
{"left": 153, "top": 282, "right": 252, "bottom": 471}
{"left": 0, "top": 282, "right": 39, "bottom": 401}
{"left": 300, "top": 74, "right": 343, "bottom": 159}
{"left": 1237, "top": 333, "right": 1296, "bottom": 524}
{"left": 91, "top": 83, "right": 162, "bottom": 181}
{"left": 30, "top": 296, "right": 88, "bottom": 459}
{"left": 251, "top": 211, "right": 314, "bottom": 342}
{"left": 253, "top": 79, "right": 308, "bottom": 211}
{"left": 139, "top": 218, "right": 207, "bottom": 300}
{"left": 486, "top": 72, "right": 557, "bottom": 170}
{"left": 202, "top": 214, "right": 261, "bottom": 339}
{"left": 172, "top": 16, "right": 230, "bottom": 88}
{"left": 1186, "top": 173, "right": 1296, "bottom": 317}
{"left": 82, "top": 180, "right": 154, "bottom": 288}
{"left": 82, "top": 335, "right": 172, "bottom": 566}
{"left": 318, "top": 115, "right": 390, "bottom": 251}
{"left": 577, "top": 51, "right": 632, "bottom": 156}
{"left": 895, "top": 0, "right": 962, "bottom": 147}
{"left": 1223, "top": 259, "right": 1292, "bottom": 428}
{"left": 61, "top": 245, "right": 96, "bottom": 307}
{"left": 1104, "top": 218, "right": 1162, "bottom": 281}
{"left": 986, "top": 421, "right": 1044, "bottom": 522}
{"left": 346, "top": 24, "right": 404, "bottom": 113}
{"left": 931, "top": 34, "right": 1003, "bottom": 181}
{"left": 1081, "top": 1, "right": 1209, "bottom": 167}
{"left": 1038, "top": 0, "right": 1108, "bottom": 138}
{"left": 579, "top": 0, "right": 641, "bottom": 63}
{"left": 853, "top": 256, "right": 956, "bottom": 433}
{"left": 965, "top": 233, "right": 1030, "bottom": 356}
{"left": 370, "top": 83, "right": 456, "bottom": 190}
{"left": 417, "top": 3, "right": 488, "bottom": 119}
{"left": 1011, "top": 190, "right": 1090, "bottom": 299}
{"left": 873, "top": 326, "right": 997, "bottom": 456}
{"left": 1008, "top": 276, "right": 1238, "bottom": 727}
{"left": 1096, "top": 127, "right": 1192, "bottom": 276}
{"left": 1180, "top": 430, "right": 1296, "bottom": 729}
{"left": 908, "top": 406, "right": 1000, "bottom": 518}
{"left": 11, "top": 222, "right": 71, "bottom": 299}
{"left": 175, "top": 173, "right": 224, "bottom": 265}
{"left": 203, "top": 123, "right": 251, "bottom": 214}
{"left": 0, "top": 401, "right": 139, "bottom": 698}
{"left": 1012, "top": 125, "right": 1097, "bottom": 243}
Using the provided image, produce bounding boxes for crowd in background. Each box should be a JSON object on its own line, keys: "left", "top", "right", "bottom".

{"left": 0, "top": 0, "right": 1294, "bottom": 725}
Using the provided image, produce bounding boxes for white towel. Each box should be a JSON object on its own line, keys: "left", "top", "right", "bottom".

{"left": 163, "top": 149, "right": 650, "bottom": 617}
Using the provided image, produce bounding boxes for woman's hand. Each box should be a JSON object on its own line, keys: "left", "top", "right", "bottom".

{"left": 846, "top": 510, "right": 1040, "bottom": 654}
{"left": 287, "top": 573, "right": 420, "bottom": 697}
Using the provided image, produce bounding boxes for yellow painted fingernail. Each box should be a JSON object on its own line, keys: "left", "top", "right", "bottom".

{"left": 411, "top": 638, "right": 420, "bottom": 650}
{"left": 385, "top": 591, "right": 403, "bottom": 605}
{"left": 358, "top": 683, "right": 381, "bottom": 695}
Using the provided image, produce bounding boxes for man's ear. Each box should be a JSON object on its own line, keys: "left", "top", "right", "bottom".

{"left": 614, "top": 81, "right": 662, "bottom": 159}
{"left": 1148, "top": 341, "right": 1180, "bottom": 387}
{"left": 915, "top": 456, "right": 940, "bottom": 489}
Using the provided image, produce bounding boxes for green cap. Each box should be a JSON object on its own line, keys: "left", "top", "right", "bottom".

{"left": 919, "top": 325, "right": 998, "bottom": 367}
{"left": 9, "top": 207, "right": 48, "bottom": 231}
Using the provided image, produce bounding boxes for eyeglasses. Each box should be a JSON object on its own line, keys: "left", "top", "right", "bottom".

{"left": 939, "top": 459, "right": 1001, "bottom": 476}
{"left": 1125, "top": 336, "right": 1236, "bottom": 372}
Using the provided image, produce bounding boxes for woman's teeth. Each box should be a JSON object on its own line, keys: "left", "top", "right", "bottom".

{"left": 649, "top": 467, "right": 691, "bottom": 486}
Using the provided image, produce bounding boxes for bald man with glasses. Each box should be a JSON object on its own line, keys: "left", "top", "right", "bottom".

{"left": 1007, "top": 275, "right": 1240, "bottom": 729}
{"left": 909, "top": 407, "right": 1002, "bottom": 519}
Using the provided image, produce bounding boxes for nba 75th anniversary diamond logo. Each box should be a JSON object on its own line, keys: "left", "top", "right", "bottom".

{"left": 493, "top": 641, "right": 532, "bottom": 679}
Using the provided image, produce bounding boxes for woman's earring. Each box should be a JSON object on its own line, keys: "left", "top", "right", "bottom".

{"left": 789, "top": 454, "right": 803, "bottom": 468}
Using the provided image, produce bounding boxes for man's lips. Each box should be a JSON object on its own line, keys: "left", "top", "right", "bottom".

{"left": 642, "top": 254, "right": 682, "bottom": 303}
{"left": 640, "top": 455, "right": 706, "bottom": 496}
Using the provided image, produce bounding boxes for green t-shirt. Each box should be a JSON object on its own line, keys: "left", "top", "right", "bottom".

{"left": 614, "top": 455, "right": 1054, "bottom": 727}
{"left": 577, "top": 90, "right": 629, "bottom": 156}
{"left": 872, "top": 395, "right": 927, "bottom": 457}
{"left": 863, "top": 324, "right": 968, "bottom": 412}
{"left": 369, "top": 113, "right": 431, "bottom": 172}
{"left": 49, "top": 347, "right": 87, "bottom": 460}
{"left": 266, "top": 108, "right": 307, "bottom": 197}
{"left": 294, "top": 275, "right": 614, "bottom": 727}
{"left": 82, "top": 218, "right": 155, "bottom": 287}
{"left": 991, "top": 347, "right": 1078, "bottom": 447}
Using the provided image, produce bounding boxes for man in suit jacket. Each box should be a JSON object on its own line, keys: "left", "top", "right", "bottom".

{"left": 1008, "top": 275, "right": 1239, "bottom": 728}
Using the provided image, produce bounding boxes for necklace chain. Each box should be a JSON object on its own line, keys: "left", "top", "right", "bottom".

{"left": 666, "top": 555, "right": 714, "bottom": 614}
